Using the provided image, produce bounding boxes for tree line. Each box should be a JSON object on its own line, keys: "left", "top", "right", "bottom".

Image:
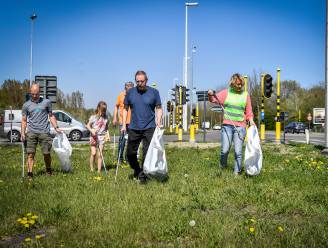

{"left": 0, "top": 79, "right": 97, "bottom": 123}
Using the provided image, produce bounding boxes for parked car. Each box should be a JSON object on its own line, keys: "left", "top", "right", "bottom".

{"left": 0, "top": 110, "right": 23, "bottom": 142}
{"left": 212, "top": 124, "right": 221, "bottom": 130}
{"left": 201, "top": 122, "right": 210, "bottom": 129}
{"left": 284, "top": 122, "right": 306, "bottom": 134}
{"left": 52, "top": 110, "right": 89, "bottom": 141}
{"left": 0, "top": 109, "right": 89, "bottom": 142}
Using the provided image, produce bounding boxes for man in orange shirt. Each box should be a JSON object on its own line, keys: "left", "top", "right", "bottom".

{"left": 113, "top": 82, "right": 134, "bottom": 163}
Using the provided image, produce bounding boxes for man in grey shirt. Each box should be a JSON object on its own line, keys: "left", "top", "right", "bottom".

{"left": 21, "top": 83, "right": 62, "bottom": 179}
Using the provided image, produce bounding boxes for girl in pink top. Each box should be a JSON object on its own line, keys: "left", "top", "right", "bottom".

{"left": 208, "top": 73, "right": 255, "bottom": 175}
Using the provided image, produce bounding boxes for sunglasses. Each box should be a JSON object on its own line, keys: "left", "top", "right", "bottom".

{"left": 136, "top": 80, "right": 146, "bottom": 83}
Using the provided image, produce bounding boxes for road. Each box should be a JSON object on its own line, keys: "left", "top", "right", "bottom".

{"left": 0, "top": 130, "right": 325, "bottom": 146}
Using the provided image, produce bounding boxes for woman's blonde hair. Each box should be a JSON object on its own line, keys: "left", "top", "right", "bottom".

{"left": 229, "top": 73, "right": 245, "bottom": 90}
{"left": 95, "top": 101, "right": 107, "bottom": 118}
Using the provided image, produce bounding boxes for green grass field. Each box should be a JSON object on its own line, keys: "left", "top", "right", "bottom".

{"left": 0, "top": 142, "right": 328, "bottom": 247}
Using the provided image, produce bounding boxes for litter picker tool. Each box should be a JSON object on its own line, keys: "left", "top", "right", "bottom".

{"left": 21, "top": 140, "right": 26, "bottom": 178}
{"left": 114, "top": 137, "right": 123, "bottom": 182}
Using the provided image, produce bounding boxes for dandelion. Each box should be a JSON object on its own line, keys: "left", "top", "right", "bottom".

{"left": 249, "top": 227, "right": 255, "bottom": 233}
{"left": 277, "top": 226, "right": 284, "bottom": 232}
{"left": 31, "top": 215, "right": 38, "bottom": 219}
{"left": 24, "top": 224, "right": 30, "bottom": 228}
{"left": 26, "top": 213, "right": 32, "bottom": 216}
{"left": 23, "top": 217, "right": 27, "bottom": 221}
{"left": 35, "top": 235, "right": 42, "bottom": 240}
{"left": 25, "top": 237, "right": 31, "bottom": 242}
{"left": 94, "top": 176, "right": 102, "bottom": 181}
{"left": 17, "top": 218, "right": 22, "bottom": 222}
{"left": 29, "top": 220, "right": 35, "bottom": 225}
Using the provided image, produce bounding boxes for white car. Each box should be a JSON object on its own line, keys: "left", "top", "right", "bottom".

{"left": 212, "top": 124, "right": 221, "bottom": 130}
{"left": 0, "top": 109, "right": 89, "bottom": 142}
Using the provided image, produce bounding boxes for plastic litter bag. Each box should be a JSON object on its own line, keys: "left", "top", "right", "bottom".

{"left": 244, "top": 125, "right": 262, "bottom": 176}
{"left": 143, "top": 127, "right": 168, "bottom": 180}
{"left": 52, "top": 133, "right": 73, "bottom": 172}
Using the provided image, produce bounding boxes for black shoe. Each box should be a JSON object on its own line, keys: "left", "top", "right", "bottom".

{"left": 46, "top": 168, "right": 53, "bottom": 176}
{"left": 27, "top": 172, "right": 33, "bottom": 180}
{"left": 138, "top": 172, "right": 148, "bottom": 184}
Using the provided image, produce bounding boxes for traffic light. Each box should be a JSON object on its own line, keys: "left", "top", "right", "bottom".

{"left": 171, "top": 85, "right": 179, "bottom": 105}
{"left": 167, "top": 101, "right": 172, "bottom": 112}
{"left": 264, "top": 74, "right": 273, "bottom": 98}
{"left": 181, "top": 86, "right": 190, "bottom": 105}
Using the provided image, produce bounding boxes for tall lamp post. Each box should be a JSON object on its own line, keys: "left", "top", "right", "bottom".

{"left": 29, "top": 13, "right": 37, "bottom": 87}
{"left": 183, "top": 2, "right": 198, "bottom": 131}
{"left": 190, "top": 45, "right": 196, "bottom": 122}
{"left": 323, "top": 0, "right": 328, "bottom": 154}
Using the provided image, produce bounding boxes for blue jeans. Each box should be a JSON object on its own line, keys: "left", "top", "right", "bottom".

{"left": 118, "top": 125, "right": 129, "bottom": 162}
{"left": 220, "top": 124, "right": 246, "bottom": 173}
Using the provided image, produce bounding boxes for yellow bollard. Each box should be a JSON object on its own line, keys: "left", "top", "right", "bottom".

{"left": 178, "top": 125, "right": 183, "bottom": 141}
{"left": 276, "top": 122, "right": 281, "bottom": 141}
{"left": 189, "top": 123, "right": 195, "bottom": 143}
{"left": 260, "top": 123, "right": 265, "bottom": 141}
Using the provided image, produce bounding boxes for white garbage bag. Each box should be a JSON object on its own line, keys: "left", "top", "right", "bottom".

{"left": 52, "top": 133, "right": 73, "bottom": 172}
{"left": 143, "top": 127, "right": 168, "bottom": 180}
{"left": 244, "top": 125, "right": 262, "bottom": 176}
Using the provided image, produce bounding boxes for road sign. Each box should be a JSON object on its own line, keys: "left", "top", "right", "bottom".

{"left": 35, "top": 76, "right": 57, "bottom": 103}
{"left": 313, "top": 108, "right": 325, "bottom": 124}
{"left": 196, "top": 91, "right": 208, "bottom": 102}
{"left": 210, "top": 106, "right": 223, "bottom": 112}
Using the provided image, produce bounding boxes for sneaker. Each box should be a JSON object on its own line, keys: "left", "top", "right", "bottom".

{"left": 27, "top": 172, "right": 33, "bottom": 180}
{"left": 233, "top": 171, "right": 241, "bottom": 178}
{"left": 121, "top": 162, "right": 129, "bottom": 169}
{"left": 46, "top": 168, "right": 53, "bottom": 176}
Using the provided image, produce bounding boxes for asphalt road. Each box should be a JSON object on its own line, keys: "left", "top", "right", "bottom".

{"left": 0, "top": 130, "right": 325, "bottom": 146}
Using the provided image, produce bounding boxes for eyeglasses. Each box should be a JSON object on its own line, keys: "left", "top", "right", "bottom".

{"left": 136, "top": 80, "right": 145, "bottom": 83}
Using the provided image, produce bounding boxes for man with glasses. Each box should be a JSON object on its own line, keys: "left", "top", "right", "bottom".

{"left": 113, "top": 81, "right": 134, "bottom": 164}
{"left": 121, "top": 70, "right": 163, "bottom": 183}
{"left": 21, "top": 83, "right": 62, "bottom": 180}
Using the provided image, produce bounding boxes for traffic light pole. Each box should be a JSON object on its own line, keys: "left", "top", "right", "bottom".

{"left": 275, "top": 68, "right": 281, "bottom": 144}
{"left": 195, "top": 102, "right": 199, "bottom": 130}
{"left": 178, "top": 86, "right": 183, "bottom": 141}
{"left": 260, "top": 74, "right": 265, "bottom": 141}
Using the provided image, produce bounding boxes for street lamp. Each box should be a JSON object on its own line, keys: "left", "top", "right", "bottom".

{"left": 183, "top": 2, "right": 198, "bottom": 131}
{"left": 29, "top": 13, "right": 37, "bottom": 87}
{"left": 190, "top": 45, "right": 197, "bottom": 122}
{"left": 323, "top": 0, "right": 328, "bottom": 154}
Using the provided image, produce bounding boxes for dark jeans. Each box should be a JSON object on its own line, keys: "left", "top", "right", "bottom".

{"left": 127, "top": 128, "right": 155, "bottom": 177}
